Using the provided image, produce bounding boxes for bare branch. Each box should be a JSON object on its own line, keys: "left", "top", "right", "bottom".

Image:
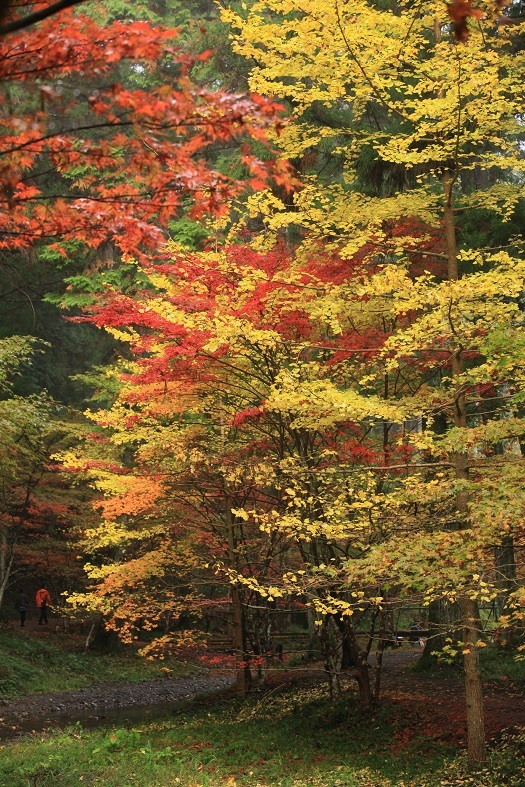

{"left": 0, "top": 0, "right": 87, "bottom": 37}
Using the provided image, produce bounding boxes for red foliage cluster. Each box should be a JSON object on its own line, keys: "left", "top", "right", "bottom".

{"left": 447, "top": 0, "right": 508, "bottom": 41}
{"left": 448, "top": 0, "right": 484, "bottom": 40}
{"left": 0, "top": 8, "right": 291, "bottom": 256}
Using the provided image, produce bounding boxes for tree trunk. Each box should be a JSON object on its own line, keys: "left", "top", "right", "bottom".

{"left": 417, "top": 598, "right": 461, "bottom": 669}
{"left": 495, "top": 536, "right": 516, "bottom": 616}
{"left": 232, "top": 582, "right": 249, "bottom": 694}
{"left": 335, "top": 615, "right": 372, "bottom": 708}
{"left": 374, "top": 610, "right": 386, "bottom": 701}
{"left": 85, "top": 613, "right": 103, "bottom": 652}
{"left": 226, "top": 499, "right": 247, "bottom": 696}
{"left": 459, "top": 597, "right": 486, "bottom": 766}
{"left": 442, "top": 162, "right": 486, "bottom": 764}
{"left": 321, "top": 616, "right": 342, "bottom": 699}
{"left": 0, "top": 527, "right": 6, "bottom": 611}
{"left": 0, "top": 526, "right": 15, "bottom": 613}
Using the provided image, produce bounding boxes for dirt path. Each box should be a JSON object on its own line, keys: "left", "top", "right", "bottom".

{"left": 0, "top": 673, "right": 234, "bottom": 738}
{"left": 1, "top": 647, "right": 523, "bottom": 745}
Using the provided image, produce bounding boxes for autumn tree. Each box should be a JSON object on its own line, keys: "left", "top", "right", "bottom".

{"left": 0, "top": 1, "right": 274, "bottom": 409}
{"left": 58, "top": 239, "right": 420, "bottom": 707}
{"left": 59, "top": 245, "right": 306, "bottom": 692}
{"left": 0, "top": 1, "right": 293, "bottom": 623}
{"left": 222, "top": 0, "right": 525, "bottom": 763}
{"left": 0, "top": 0, "right": 290, "bottom": 383}
{"left": 0, "top": 5, "right": 289, "bottom": 256}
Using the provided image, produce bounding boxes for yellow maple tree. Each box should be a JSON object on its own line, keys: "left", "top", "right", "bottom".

{"left": 223, "top": 0, "right": 525, "bottom": 763}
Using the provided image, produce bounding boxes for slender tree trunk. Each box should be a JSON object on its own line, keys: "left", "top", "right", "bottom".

{"left": 0, "top": 527, "right": 6, "bottom": 609}
{"left": 373, "top": 610, "right": 386, "bottom": 701}
{"left": 0, "top": 527, "right": 15, "bottom": 613}
{"left": 459, "top": 597, "right": 486, "bottom": 765}
{"left": 345, "top": 620, "right": 372, "bottom": 708}
{"left": 495, "top": 536, "right": 516, "bottom": 616}
{"left": 85, "top": 613, "right": 103, "bottom": 652}
{"left": 226, "top": 499, "right": 247, "bottom": 696}
{"left": 321, "top": 616, "right": 342, "bottom": 699}
{"left": 354, "top": 645, "right": 372, "bottom": 709}
{"left": 332, "top": 613, "right": 372, "bottom": 708}
{"left": 418, "top": 598, "right": 461, "bottom": 669}
{"left": 442, "top": 165, "right": 486, "bottom": 764}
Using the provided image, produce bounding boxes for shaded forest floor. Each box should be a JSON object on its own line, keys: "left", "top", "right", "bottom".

{"left": 0, "top": 623, "right": 195, "bottom": 705}
{"left": 1, "top": 629, "right": 525, "bottom": 753}
{"left": 371, "top": 648, "right": 525, "bottom": 748}
{"left": 1, "top": 628, "right": 525, "bottom": 785}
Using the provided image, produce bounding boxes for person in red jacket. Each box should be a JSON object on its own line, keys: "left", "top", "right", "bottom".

{"left": 35, "top": 586, "right": 51, "bottom": 625}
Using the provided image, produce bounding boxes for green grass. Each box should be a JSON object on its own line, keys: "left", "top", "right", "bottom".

{"left": 0, "top": 628, "right": 192, "bottom": 701}
{"left": 479, "top": 647, "right": 525, "bottom": 683}
{"left": 0, "top": 683, "right": 523, "bottom": 787}
{"left": 412, "top": 644, "right": 525, "bottom": 684}
{"left": 1, "top": 631, "right": 523, "bottom": 786}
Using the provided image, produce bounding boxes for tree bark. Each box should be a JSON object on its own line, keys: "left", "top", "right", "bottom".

{"left": 226, "top": 499, "right": 247, "bottom": 696}
{"left": 459, "top": 597, "right": 486, "bottom": 766}
{"left": 442, "top": 165, "right": 486, "bottom": 764}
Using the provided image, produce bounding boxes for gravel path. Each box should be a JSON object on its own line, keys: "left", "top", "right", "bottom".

{"left": 0, "top": 649, "right": 420, "bottom": 724}
{"left": 0, "top": 673, "right": 234, "bottom": 736}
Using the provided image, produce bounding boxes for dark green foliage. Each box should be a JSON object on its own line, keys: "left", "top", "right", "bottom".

{"left": 456, "top": 204, "right": 525, "bottom": 256}
{"left": 354, "top": 142, "right": 414, "bottom": 198}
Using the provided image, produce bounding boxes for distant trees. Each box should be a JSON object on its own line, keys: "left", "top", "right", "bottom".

{"left": 0, "top": 337, "right": 81, "bottom": 611}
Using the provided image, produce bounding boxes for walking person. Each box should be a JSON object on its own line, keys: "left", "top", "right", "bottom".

{"left": 15, "top": 589, "right": 29, "bottom": 627}
{"left": 35, "top": 586, "right": 51, "bottom": 625}
{"left": 409, "top": 620, "right": 422, "bottom": 647}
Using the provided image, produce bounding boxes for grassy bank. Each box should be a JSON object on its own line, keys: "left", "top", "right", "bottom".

{"left": 413, "top": 644, "right": 525, "bottom": 684}
{"left": 0, "top": 628, "right": 191, "bottom": 701}
{"left": 0, "top": 683, "right": 524, "bottom": 787}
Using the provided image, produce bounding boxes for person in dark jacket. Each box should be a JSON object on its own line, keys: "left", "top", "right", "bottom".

{"left": 410, "top": 620, "right": 423, "bottom": 646}
{"left": 15, "top": 589, "right": 29, "bottom": 627}
{"left": 35, "top": 586, "right": 51, "bottom": 624}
